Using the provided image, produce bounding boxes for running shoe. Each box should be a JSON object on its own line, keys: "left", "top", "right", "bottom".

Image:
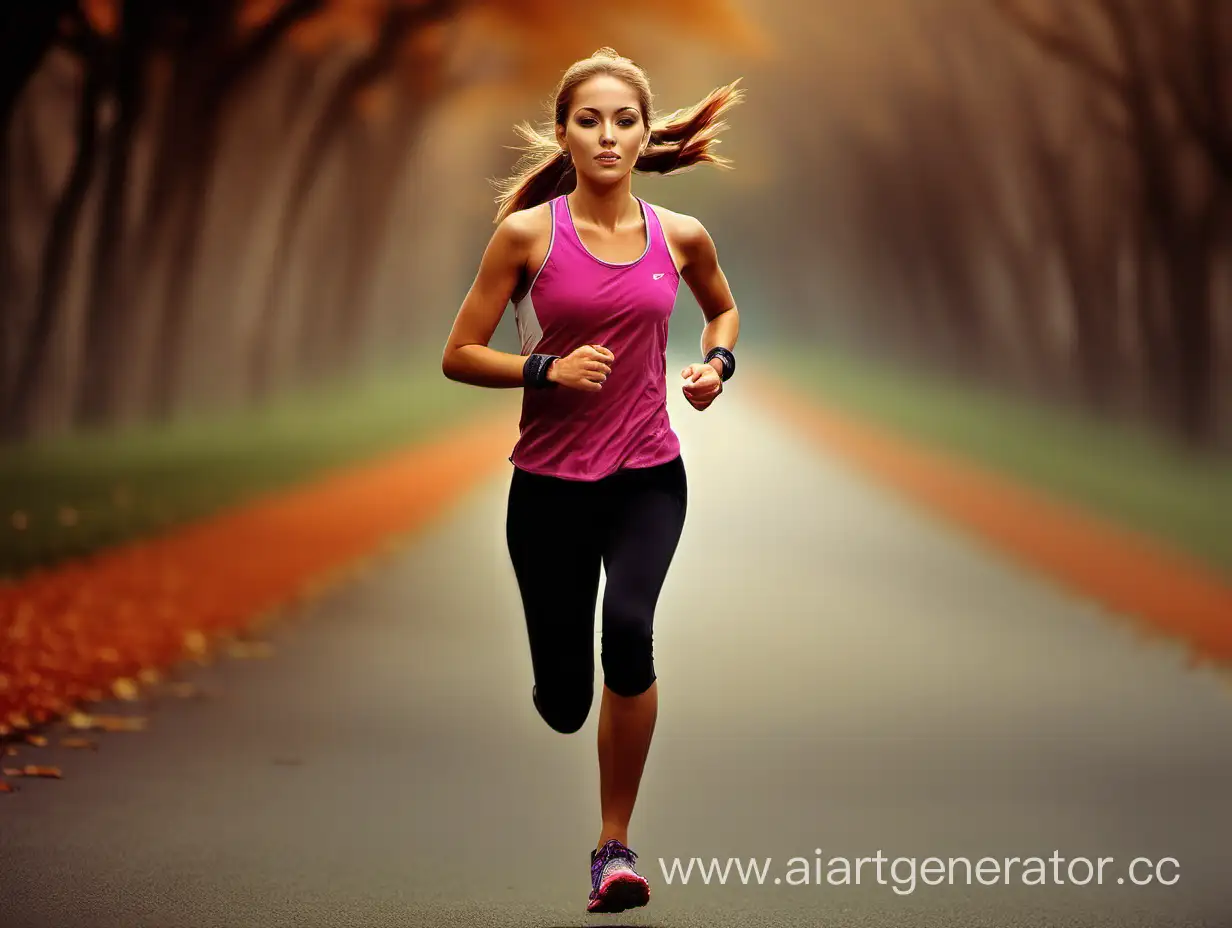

{"left": 587, "top": 838, "right": 650, "bottom": 913}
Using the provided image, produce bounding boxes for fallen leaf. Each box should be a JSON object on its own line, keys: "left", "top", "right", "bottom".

{"left": 20, "top": 765, "right": 62, "bottom": 778}
{"left": 112, "top": 678, "right": 140, "bottom": 701}
{"left": 169, "top": 682, "right": 204, "bottom": 699}
{"left": 2, "top": 768, "right": 20, "bottom": 776}
{"left": 183, "top": 630, "right": 209, "bottom": 656}
{"left": 25, "top": 735, "right": 48, "bottom": 747}
{"left": 0, "top": 781, "right": 16, "bottom": 793}
{"left": 4, "top": 747, "right": 18, "bottom": 756}
{"left": 94, "top": 715, "right": 147, "bottom": 732}
{"left": 64, "top": 713, "right": 146, "bottom": 733}
{"left": 0, "top": 426, "right": 482, "bottom": 748}
{"left": 61, "top": 738, "right": 98, "bottom": 750}
{"left": 138, "top": 668, "right": 162, "bottom": 685}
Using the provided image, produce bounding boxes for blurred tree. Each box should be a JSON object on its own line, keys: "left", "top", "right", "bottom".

{"left": 3, "top": 0, "right": 329, "bottom": 434}
{"left": 773, "top": 0, "right": 1227, "bottom": 445}
{"left": 0, "top": 4, "right": 76, "bottom": 336}
{"left": 0, "top": 0, "right": 759, "bottom": 440}
{"left": 132, "top": 0, "right": 326, "bottom": 422}
{"left": 993, "top": 0, "right": 1231, "bottom": 444}
{"left": 5, "top": 6, "right": 107, "bottom": 436}
{"left": 241, "top": 0, "right": 761, "bottom": 397}
{"left": 253, "top": 0, "right": 457, "bottom": 397}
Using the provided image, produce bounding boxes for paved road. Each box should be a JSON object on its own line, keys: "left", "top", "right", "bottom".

{"left": 3, "top": 370, "right": 1231, "bottom": 928}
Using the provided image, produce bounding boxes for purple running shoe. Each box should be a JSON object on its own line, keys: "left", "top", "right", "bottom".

{"left": 587, "top": 838, "right": 650, "bottom": 913}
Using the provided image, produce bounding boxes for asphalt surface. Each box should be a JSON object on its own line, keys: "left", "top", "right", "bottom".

{"left": 3, "top": 373, "right": 1231, "bottom": 928}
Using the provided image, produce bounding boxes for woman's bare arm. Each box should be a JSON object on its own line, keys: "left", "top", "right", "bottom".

{"left": 441, "top": 210, "right": 540, "bottom": 388}
{"left": 678, "top": 215, "right": 740, "bottom": 375}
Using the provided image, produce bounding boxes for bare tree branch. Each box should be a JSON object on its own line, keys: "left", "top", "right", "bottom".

{"left": 990, "top": 0, "right": 1128, "bottom": 98}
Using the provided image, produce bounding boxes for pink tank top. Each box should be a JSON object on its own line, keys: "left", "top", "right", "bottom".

{"left": 509, "top": 194, "right": 682, "bottom": 481}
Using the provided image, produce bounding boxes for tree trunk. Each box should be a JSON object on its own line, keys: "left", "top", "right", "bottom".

{"left": 1162, "top": 224, "right": 1216, "bottom": 446}
{"left": 3, "top": 51, "right": 105, "bottom": 440}
{"left": 78, "top": 0, "right": 157, "bottom": 425}
{"left": 144, "top": 0, "right": 323, "bottom": 420}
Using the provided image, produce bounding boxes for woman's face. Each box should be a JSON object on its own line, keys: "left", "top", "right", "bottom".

{"left": 558, "top": 74, "right": 647, "bottom": 185}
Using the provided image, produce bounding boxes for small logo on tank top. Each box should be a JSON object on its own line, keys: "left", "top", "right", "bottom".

{"left": 653, "top": 273, "right": 665, "bottom": 280}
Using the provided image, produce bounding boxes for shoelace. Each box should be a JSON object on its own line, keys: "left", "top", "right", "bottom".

{"left": 597, "top": 840, "right": 638, "bottom": 867}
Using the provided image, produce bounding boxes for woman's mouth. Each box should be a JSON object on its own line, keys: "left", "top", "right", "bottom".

{"left": 595, "top": 153, "right": 620, "bottom": 165}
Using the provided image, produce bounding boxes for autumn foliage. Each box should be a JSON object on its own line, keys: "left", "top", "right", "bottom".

{"left": 0, "top": 410, "right": 516, "bottom": 749}
{"left": 0, "top": 0, "right": 757, "bottom": 774}
{"left": 0, "top": 0, "right": 760, "bottom": 440}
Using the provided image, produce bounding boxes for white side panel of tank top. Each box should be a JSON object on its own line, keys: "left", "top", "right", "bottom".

{"left": 513, "top": 202, "right": 556, "bottom": 355}
{"left": 515, "top": 292, "right": 544, "bottom": 355}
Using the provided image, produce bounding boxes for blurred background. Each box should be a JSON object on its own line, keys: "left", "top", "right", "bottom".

{"left": 0, "top": 0, "right": 1228, "bottom": 577}
{"left": 2, "top": 6, "right": 1231, "bottom": 925}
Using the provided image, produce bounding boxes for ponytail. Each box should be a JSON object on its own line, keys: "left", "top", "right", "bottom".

{"left": 636, "top": 79, "right": 745, "bottom": 175}
{"left": 491, "top": 124, "right": 578, "bottom": 225}
{"left": 492, "top": 49, "right": 745, "bottom": 224}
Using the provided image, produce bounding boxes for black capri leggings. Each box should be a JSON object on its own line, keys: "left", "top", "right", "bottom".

{"left": 505, "top": 455, "right": 687, "bottom": 734}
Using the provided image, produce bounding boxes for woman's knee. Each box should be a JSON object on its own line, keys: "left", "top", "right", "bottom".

{"left": 601, "top": 608, "right": 655, "bottom": 697}
{"left": 533, "top": 682, "right": 593, "bottom": 734}
{"left": 603, "top": 663, "right": 656, "bottom": 698}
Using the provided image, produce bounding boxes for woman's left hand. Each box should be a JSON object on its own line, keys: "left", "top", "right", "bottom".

{"left": 680, "top": 362, "right": 723, "bottom": 411}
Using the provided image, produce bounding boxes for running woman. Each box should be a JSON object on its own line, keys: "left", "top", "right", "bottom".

{"left": 441, "top": 47, "right": 742, "bottom": 914}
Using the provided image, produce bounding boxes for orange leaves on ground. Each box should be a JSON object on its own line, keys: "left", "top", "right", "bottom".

{"left": 0, "top": 410, "right": 517, "bottom": 752}
{"left": 3, "top": 765, "right": 62, "bottom": 779}
{"left": 112, "top": 678, "right": 140, "bottom": 701}
{"left": 67, "top": 713, "right": 148, "bottom": 733}
{"left": 751, "top": 374, "right": 1232, "bottom": 668}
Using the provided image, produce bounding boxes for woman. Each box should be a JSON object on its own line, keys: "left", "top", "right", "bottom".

{"left": 441, "top": 47, "right": 742, "bottom": 914}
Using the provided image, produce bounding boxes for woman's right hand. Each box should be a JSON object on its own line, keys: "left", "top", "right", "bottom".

{"left": 549, "top": 344, "right": 614, "bottom": 392}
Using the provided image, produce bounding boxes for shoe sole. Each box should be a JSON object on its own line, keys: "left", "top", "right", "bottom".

{"left": 588, "top": 873, "right": 650, "bottom": 913}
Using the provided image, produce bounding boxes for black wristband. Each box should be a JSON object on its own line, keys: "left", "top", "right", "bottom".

{"left": 523, "top": 353, "right": 560, "bottom": 388}
{"left": 704, "top": 346, "right": 735, "bottom": 382}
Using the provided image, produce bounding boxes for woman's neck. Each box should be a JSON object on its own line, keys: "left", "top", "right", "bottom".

{"left": 567, "top": 178, "right": 639, "bottom": 233}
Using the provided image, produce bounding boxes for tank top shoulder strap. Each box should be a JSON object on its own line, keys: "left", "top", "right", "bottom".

{"left": 548, "top": 193, "right": 586, "bottom": 260}
{"left": 514, "top": 196, "right": 565, "bottom": 306}
{"left": 637, "top": 199, "right": 675, "bottom": 268}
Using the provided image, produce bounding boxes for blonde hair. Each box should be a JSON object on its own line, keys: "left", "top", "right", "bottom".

{"left": 492, "top": 47, "right": 744, "bottom": 223}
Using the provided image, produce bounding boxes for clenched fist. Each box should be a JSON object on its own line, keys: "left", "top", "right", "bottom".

{"left": 681, "top": 361, "right": 723, "bottom": 411}
{"left": 549, "top": 344, "right": 615, "bottom": 392}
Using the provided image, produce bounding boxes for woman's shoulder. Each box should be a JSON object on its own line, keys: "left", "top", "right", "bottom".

{"left": 497, "top": 199, "right": 555, "bottom": 245}
{"left": 645, "top": 202, "right": 711, "bottom": 251}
